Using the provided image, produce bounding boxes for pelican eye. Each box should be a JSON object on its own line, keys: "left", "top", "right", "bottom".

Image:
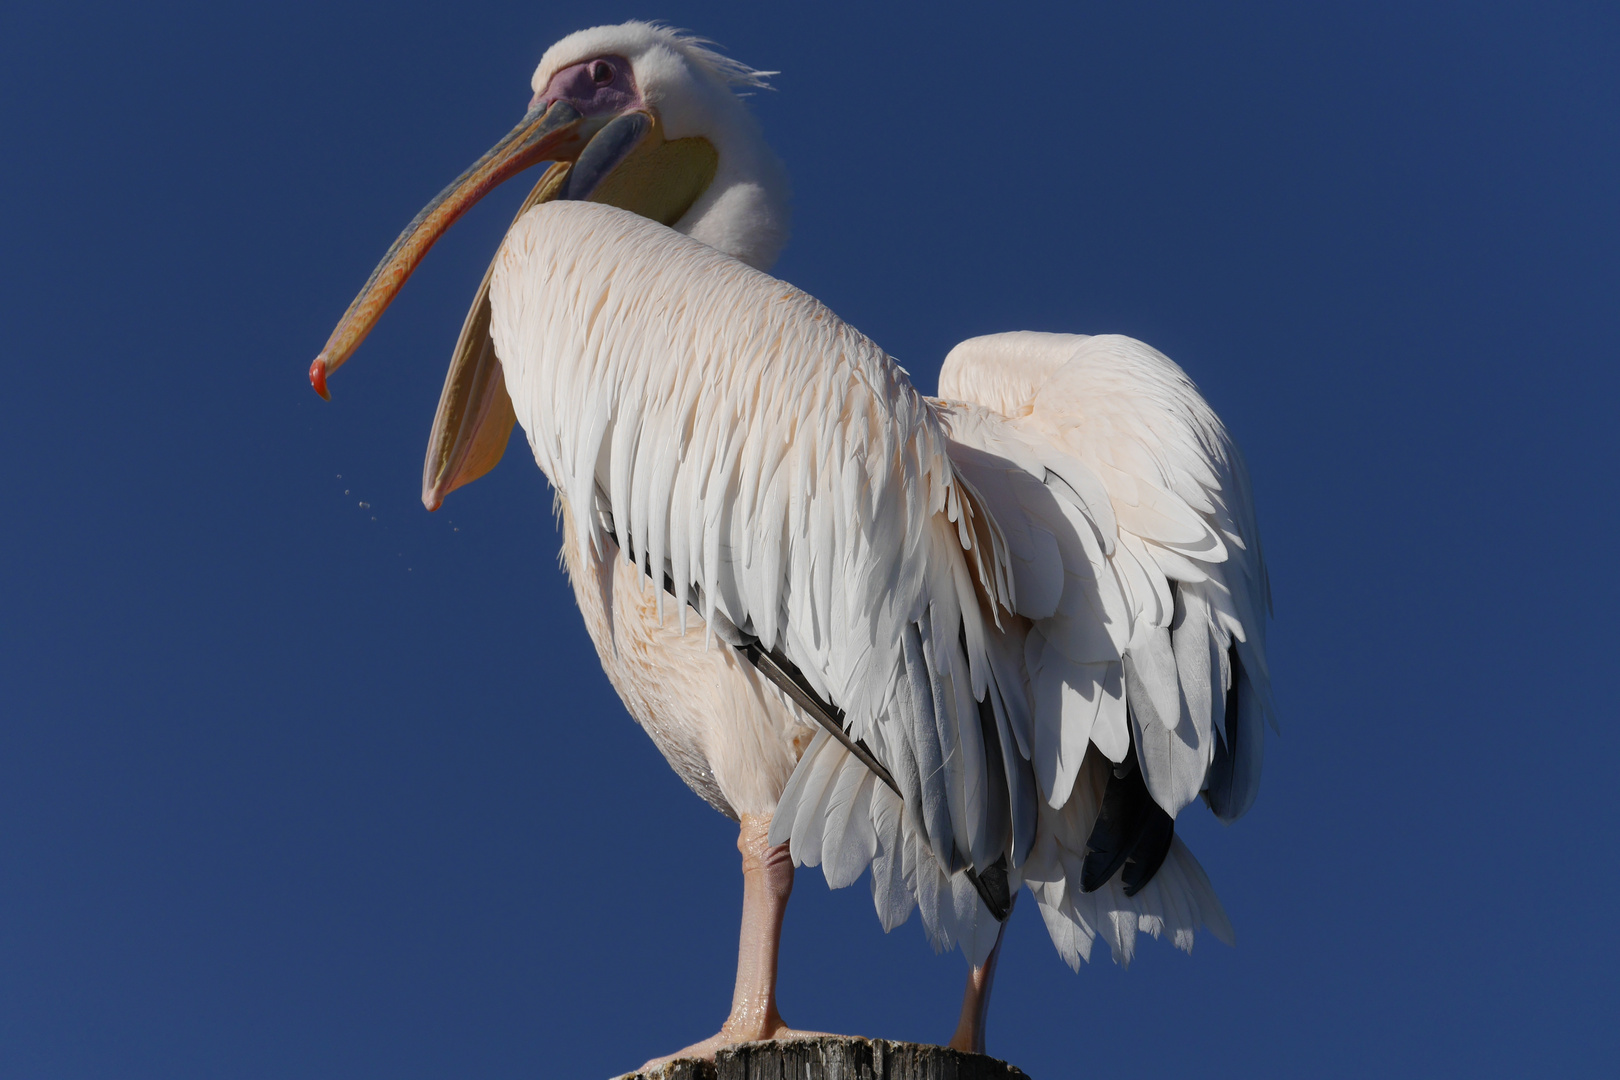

{"left": 590, "top": 60, "right": 615, "bottom": 85}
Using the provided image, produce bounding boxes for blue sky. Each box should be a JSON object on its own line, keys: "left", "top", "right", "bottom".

{"left": 3, "top": 2, "right": 1616, "bottom": 1076}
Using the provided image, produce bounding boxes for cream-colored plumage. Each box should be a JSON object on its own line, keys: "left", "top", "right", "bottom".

{"left": 490, "top": 200, "right": 1268, "bottom": 968}
{"left": 558, "top": 494, "right": 814, "bottom": 819}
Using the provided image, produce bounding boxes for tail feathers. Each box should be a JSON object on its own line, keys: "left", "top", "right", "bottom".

{"left": 775, "top": 732, "right": 1229, "bottom": 971}
{"left": 1027, "top": 830, "right": 1230, "bottom": 970}
{"left": 1025, "top": 749, "right": 1232, "bottom": 970}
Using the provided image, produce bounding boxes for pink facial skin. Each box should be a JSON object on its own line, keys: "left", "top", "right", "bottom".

{"left": 531, "top": 55, "right": 641, "bottom": 117}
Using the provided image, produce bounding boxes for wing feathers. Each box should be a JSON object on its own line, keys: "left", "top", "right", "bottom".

{"left": 937, "top": 330, "right": 1273, "bottom": 955}
{"left": 495, "top": 206, "right": 1267, "bottom": 970}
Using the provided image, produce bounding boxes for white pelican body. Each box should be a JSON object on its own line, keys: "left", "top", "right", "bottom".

{"left": 493, "top": 198, "right": 1263, "bottom": 966}
{"left": 310, "top": 23, "right": 1274, "bottom": 1069}
{"left": 561, "top": 500, "right": 813, "bottom": 820}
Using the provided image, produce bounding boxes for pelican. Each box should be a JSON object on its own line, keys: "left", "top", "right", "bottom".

{"left": 309, "top": 23, "right": 1274, "bottom": 1070}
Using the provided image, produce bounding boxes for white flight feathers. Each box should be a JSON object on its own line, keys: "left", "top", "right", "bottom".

{"left": 491, "top": 200, "right": 1272, "bottom": 967}
{"left": 940, "top": 332, "right": 1276, "bottom": 821}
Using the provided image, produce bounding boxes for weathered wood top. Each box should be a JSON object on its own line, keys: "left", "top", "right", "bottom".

{"left": 619, "top": 1036, "right": 1030, "bottom": 1080}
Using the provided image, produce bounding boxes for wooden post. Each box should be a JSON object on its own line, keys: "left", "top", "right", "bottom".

{"left": 620, "top": 1036, "right": 1030, "bottom": 1080}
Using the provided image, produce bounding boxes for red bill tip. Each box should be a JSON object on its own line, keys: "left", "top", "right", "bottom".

{"left": 309, "top": 357, "right": 331, "bottom": 401}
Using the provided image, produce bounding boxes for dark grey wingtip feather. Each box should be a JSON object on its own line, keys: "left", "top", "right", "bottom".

{"left": 1205, "top": 645, "right": 1263, "bottom": 822}
{"left": 1080, "top": 738, "right": 1176, "bottom": 895}
{"left": 1080, "top": 760, "right": 1145, "bottom": 892}
{"left": 1120, "top": 805, "right": 1173, "bottom": 897}
{"left": 965, "top": 857, "right": 1013, "bottom": 921}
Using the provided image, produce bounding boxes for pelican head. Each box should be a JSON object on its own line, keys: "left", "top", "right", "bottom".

{"left": 530, "top": 24, "right": 790, "bottom": 271}
{"left": 309, "top": 22, "right": 789, "bottom": 399}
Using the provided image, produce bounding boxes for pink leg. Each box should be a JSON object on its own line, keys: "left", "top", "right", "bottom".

{"left": 638, "top": 815, "right": 826, "bottom": 1071}
{"left": 947, "top": 914, "right": 1009, "bottom": 1056}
